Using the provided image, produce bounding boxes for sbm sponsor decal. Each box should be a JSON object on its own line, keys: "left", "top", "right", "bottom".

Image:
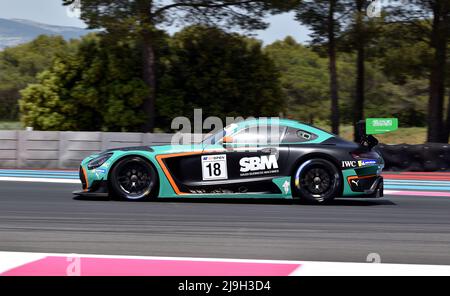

{"left": 239, "top": 155, "right": 279, "bottom": 176}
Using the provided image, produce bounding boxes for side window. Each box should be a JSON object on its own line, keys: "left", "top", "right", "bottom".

{"left": 231, "top": 125, "right": 286, "bottom": 145}
{"left": 282, "top": 127, "right": 318, "bottom": 143}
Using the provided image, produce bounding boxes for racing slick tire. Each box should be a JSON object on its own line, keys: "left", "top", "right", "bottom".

{"left": 109, "top": 156, "right": 158, "bottom": 201}
{"left": 293, "top": 158, "right": 342, "bottom": 204}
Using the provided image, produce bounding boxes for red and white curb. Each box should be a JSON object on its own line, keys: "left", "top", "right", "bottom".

{"left": 1, "top": 252, "right": 450, "bottom": 276}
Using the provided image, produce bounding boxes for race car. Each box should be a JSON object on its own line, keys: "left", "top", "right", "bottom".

{"left": 73, "top": 118, "right": 392, "bottom": 203}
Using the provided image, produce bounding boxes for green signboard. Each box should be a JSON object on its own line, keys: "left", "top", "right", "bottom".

{"left": 366, "top": 118, "right": 398, "bottom": 135}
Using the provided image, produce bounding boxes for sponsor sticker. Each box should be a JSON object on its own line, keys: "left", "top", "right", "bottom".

{"left": 342, "top": 160, "right": 357, "bottom": 168}
{"left": 282, "top": 180, "right": 290, "bottom": 194}
{"left": 358, "top": 159, "right": 377, "bottom": 166}
{"left": 203, "top": 155, "right": 226, "bottom": 162}
{"left": 342, "top": 159, "right": 377, "bottom": 168}
{"left": 239, "top": 155, "right": 279, "bottom": 176}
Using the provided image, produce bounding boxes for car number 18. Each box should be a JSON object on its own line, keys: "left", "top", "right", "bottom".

{"left": 201, "top": 154, "right": 228, "bottom": 181}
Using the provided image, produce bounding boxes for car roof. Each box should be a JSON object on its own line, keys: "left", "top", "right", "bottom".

{"left": 235, "top": 118, "right": 332, "bottom": 133}
{"left": 231, "top": 118, "right": 335, "bottom": 143}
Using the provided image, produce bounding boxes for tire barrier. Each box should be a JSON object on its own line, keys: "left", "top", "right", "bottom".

{"left": 378, "top": 143, "right": 450, "bottom": 172}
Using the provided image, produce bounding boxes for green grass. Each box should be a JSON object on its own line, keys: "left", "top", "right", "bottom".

{"left": 315, "top": 124, "right": 428, "bottom": 144}
{"left": 373, "top": 127, "right": 428, "bottom": 144}
{"left": 0, "top": 121, "right": 22, "bottom": 130}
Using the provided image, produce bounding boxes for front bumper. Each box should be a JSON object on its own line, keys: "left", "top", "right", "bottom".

{"left": 72, "top": 180, "right": 109, "bottom": 197}
{"left": 73, "top": 166, "right": 109, "bottom": 197}
{"left": 73, "top": 189, "right": 109, "bottom": 198}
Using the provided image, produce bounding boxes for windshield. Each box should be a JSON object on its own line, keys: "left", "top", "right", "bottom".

{"left": 202, "top": 123, "right": 239, "bottom": 145}
{"left": 202, "top": 129, "right": 226, "bottom": 145}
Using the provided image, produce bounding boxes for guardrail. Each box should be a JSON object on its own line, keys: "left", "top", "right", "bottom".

{"left": 1, "top": 131, "right": 449, "bottom": 171}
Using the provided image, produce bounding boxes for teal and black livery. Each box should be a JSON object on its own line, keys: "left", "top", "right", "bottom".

{"left": 74, "top": 118, "right": 394, "bottom": 204}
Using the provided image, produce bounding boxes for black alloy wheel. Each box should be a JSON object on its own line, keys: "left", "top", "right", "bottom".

{"left": 109, "top": 157, "right": 157, "bottom": 201}
{"left": 293, "top": 159, "right": 341, "bottom": 204}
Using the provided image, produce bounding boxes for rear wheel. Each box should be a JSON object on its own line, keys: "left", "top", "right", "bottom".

{"left": 293, "top": 159, "right": 341, "bottom": 204}
{"left": 109, "top": 157, "right": 158, "bottom": 201}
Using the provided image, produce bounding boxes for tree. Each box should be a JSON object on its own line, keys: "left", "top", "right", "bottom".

{"left": 295, "top": 0, "right": 346, "bottom": 135}
{"left": 20, "top": 28, "right": 285, "bottom": 131}
{"left": 63, "top": 0, "right": 300, "bottom": 132}
{"left": 0, "top": 35, "right": 74, "bottom": 121}
{"left": 388, "top": 0, "right": 450, "bottom": 142}
{"left": 265, "top": 37, "right": 330, "bottom": 123}
{"left": 20, "top": 34, "right": 149, "bottom": 131}
{"left": 158, "top": 25, "right": 285, "bottom": 128}
{"left": 367, "top": 21, "right": 433, "bottom": 84}
{"left": 335, "top": 0, "right": 383, "bottom": 141}
{"left": 264, "top": 37, "right": 429, "bottom": 129}
{"left": 350, "top": 0, "right": 368, "bottom": 142}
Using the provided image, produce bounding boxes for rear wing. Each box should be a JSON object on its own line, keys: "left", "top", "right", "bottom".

{"left": 356, "top": 118, "right": 398, "bottom": 149}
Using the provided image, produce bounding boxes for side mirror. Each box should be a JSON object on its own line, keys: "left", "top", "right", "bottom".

{"left": 222, "top": 136, "right": 233, "bottom": 145}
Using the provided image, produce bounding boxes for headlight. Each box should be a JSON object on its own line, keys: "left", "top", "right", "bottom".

{"left": 87, "top": 153, "right": 113, "bottom": 170}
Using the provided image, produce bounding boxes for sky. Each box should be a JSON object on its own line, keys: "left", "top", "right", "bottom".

{"left": 0, "top": 0, "right": 311, "bottom": 44}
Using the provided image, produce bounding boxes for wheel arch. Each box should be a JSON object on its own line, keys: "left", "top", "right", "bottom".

{"left": 290, "top": 152, "right": 344, "bottom": 197}
{"left": 107, "top": 153, "right": 160, "bottom": 197}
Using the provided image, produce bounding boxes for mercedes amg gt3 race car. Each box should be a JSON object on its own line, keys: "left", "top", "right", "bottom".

{"left": 74, "top": 118, "right": 395, "bottom": 203}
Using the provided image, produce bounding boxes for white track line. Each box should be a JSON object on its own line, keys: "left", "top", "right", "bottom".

{"left": 289, "top": 261, "right": 450, "bottom": 276}
{"left": 0, "top": 252, "right": 46, "bottom": 274}
{"left": 0, "top": 177, "right": 80, "bottom": 184}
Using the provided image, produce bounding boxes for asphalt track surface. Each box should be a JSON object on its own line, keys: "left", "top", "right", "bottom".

{"left": 1, "top": 180, "right": 450, "bottom": 265}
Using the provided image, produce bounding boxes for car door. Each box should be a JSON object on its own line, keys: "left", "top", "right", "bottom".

{"left": 201, "top": 124, "right": 289, "bottom": 191}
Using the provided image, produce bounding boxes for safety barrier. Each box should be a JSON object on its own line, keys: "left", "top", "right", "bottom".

{"left": 378, "top": 143, "right": 450, "bottom": 172}
{"left": 0, "top": 131, "right": 176, "bottom": 169}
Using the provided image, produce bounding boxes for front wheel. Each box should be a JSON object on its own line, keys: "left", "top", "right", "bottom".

{"left": 293, "top": 159, "right": 341, "bottom": 204}
{"left": 109, "top": 156, "right": 158, "bottom": 201}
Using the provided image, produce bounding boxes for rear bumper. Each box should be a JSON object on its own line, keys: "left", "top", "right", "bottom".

{"left": 365, "top": 176, "right": 384, "bottom": 198}
{"left": 346, "top": 175, "right": 384, "bottom": 198}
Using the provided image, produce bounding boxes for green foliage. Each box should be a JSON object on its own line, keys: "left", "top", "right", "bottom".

{"left": 157, "top": 26, "right": 285, "bottom": 129}
{"left": 20, "top": 34, "right": 149, "bottom": 131}
{"left": 3, "top": 5, "right": 443, "bottom": 134}
{"left": 62, "top": 0, "right": 301, "bottom": 132}
{"left": 264, "top": 37, "right": 329, "bottom": 123}
{"left": 19, "top": 27, "right": 284, "bottom": 131}
{"left": 0, "top": 35, "right": 74, "bottom": 120}
{"left": 265, "top": 37, "right": 429, "bottom": 127}
{"left": 368, "top": 22, "right": 433, "bottom": 84}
